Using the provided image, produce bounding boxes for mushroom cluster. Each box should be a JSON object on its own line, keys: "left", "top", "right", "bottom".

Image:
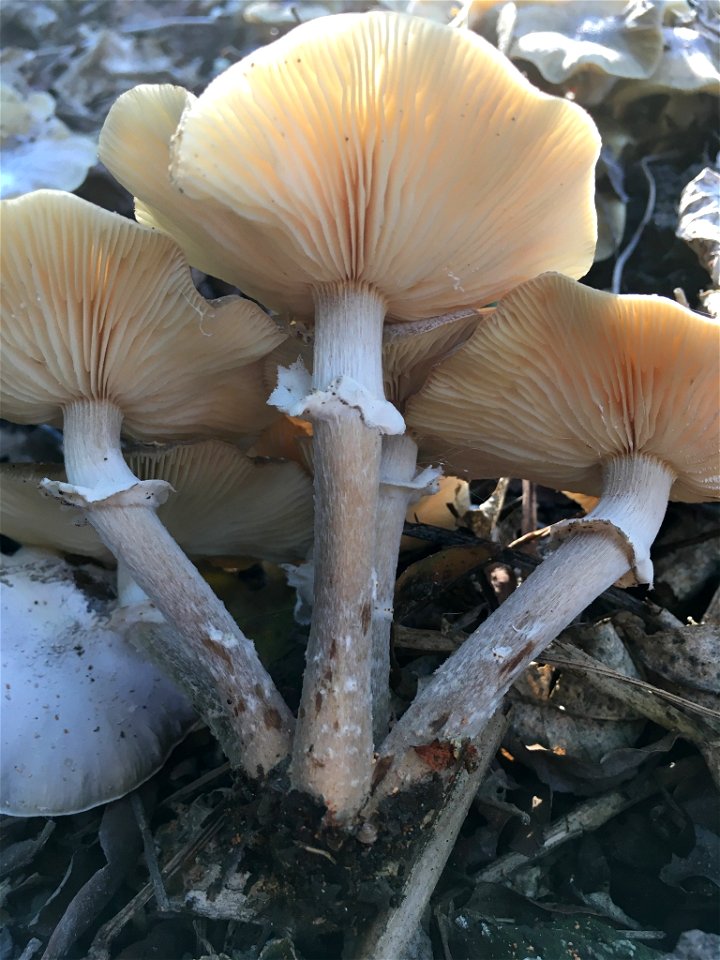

{"left": 1, "top": 10, "right": 717, "bottom": 861}
{"left": 98, "top": 10, "right": 600, "bottom": 818}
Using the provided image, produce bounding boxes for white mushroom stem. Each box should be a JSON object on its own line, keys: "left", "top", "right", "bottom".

{"left": 372, "top": 436, "right": 420, "bottom": 741}
{"left": 373, "top": 454, "right": 674, "bottom": 800}
{"left": 372, "top": 435, "right": 441, "bottom": 742}
{"left": 56, "top": 399, "right": 294, "bottom": 777}
{"left": 291, "top": 283, "right": 395, "bottom": 821}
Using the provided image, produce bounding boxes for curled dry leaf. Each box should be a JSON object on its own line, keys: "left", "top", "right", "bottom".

{"left": 611, "top": 0, "right": 720, "bottom": 107}
{"left": 509, "top": 621, "right": 645, "bottom": 766}
{"left": 615, "top": 610, "right": 720, "bottom": 697}
{"left": 676, "top": 166, "right": 720, "bottom": 286}
{"left": 496, "top": 0, "right": 664, "bottom": 86}
{"left": 0, "top": 82, "right": 96, "bottom": 198}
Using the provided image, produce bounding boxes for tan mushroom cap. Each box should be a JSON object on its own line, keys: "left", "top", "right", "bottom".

{"left": 1, "top": 443, "right": 314, "bottom": 565}
{"left": 127, "top": 441, "right": 314, "bottom": 563}
{"left": 0, "top": 190, "right": 285, "bottom": 442}
{"left": 0, "top": 463, "right": 113, "bottom": 561}
{"left": 402, "top": 474, "right": 468, "bottom": 551}
{"left": 407, "top": 273, "right": 720, "bottom": 503}
{"left": 261, "top": 309, "right": 484, "bottom": 412}
{"left": 382, "top": 310, "right": 485, "bottom": 409}
{"left": 251, "top": 416, "right": 314, "bottom": 471}
{"left": 103, "top": 12, "right": 600, "bottom": 321}
{"left": 98, "top": 84, "right": 247, "bottom": 287}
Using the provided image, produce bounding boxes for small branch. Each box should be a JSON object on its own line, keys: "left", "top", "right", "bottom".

{"left": 521, "top": 479, "right": 537, "bottom": 537}
{"left": 131, "top": 793, "right": 170, "bottom": 912}
{"left": 538, "top": 641, "right": 720, "bottom": 728}
{"left": 357, "top": 713, "right": 506, "bottom": 960}
{"left": 88, "top": 806, "right": 227, "bottom": 960}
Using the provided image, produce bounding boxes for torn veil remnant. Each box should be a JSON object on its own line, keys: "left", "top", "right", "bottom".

{"left": 0, "top": 190, "right": 294, "bottom": 778}
{"left": 376, "top": 272, "right": 720, "bottom": 797}
{"left": 100, "top": 12, "right": 600, "bottom": 820}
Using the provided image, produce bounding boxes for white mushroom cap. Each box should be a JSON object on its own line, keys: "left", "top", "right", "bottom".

{"left": 407, "top": 273, "right": 720, "bottom": 503}
{"left": 0, "top": 190, "right": 285, "bottom": 442}
{"left": 0, "top": 549, "right": 195, "bottom": 816}
{"left": 99, "top": 84, "right": 246, "bottom": 288}
{"left": 100, "top": 12, "right": 600, "bottom": 320}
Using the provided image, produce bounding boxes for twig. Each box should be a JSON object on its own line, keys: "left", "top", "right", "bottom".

{"left": 358, "top": 713, "right": 507, "bottom": 960}
{"left": 87, "top": 805, "right": 226, "bottom": 960}
{"left": 461, "top": 477, "right": 510, "bottom": 538}
{"left": 392, "top": 624, "right": 463, "bottom": 653}
{"left": 18, "top": 940, "right": 43, "bottom": 960}
{"left": 43, "top": 799, "right": 141, "bottom": 960}
{"left": 130, "top": 793, "right": 170, "bottom": 912}
{"left": 538, "top": 641, "right": 720, "bottom": 724}
{"left": 0, "top": 820, "right": 55, "bottom": 879}
{"left": 161, "top": 761, "right": 231, "bottom": 807}
{"left": 652, "top": 526, "right": 720, "bottom": 558}
{"left": 521, "top": 480, "right": 537, "bottom": 537}
{"left": 401, "top": 523, "right": 654, "bottom": 618}
{"left": 436, "top": 905, "right": 454, "bottom": 960}
{"left": 120, "top": 17, "right": 220, "bottom": 32}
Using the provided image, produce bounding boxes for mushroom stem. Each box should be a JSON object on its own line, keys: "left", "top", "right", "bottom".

{"left": 373, "top": 454, "right": 674, "bottom": 799}
{"left": 372, "top": 434, "right": 421, "bottom": 742}
{"left": 60, "top": 399, "right": 294, "bottom": 777}
{"left": 291, "top": 283, "right": 389, "bottom": 820}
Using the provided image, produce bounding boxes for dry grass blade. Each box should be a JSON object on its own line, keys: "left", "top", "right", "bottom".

{"left": 538, "top": 640, "right": 720, "bottom": 730}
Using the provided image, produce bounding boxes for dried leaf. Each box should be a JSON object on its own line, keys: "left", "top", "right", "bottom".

{"left": 676, "top": 166, "right": 720, "bottom": 285}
